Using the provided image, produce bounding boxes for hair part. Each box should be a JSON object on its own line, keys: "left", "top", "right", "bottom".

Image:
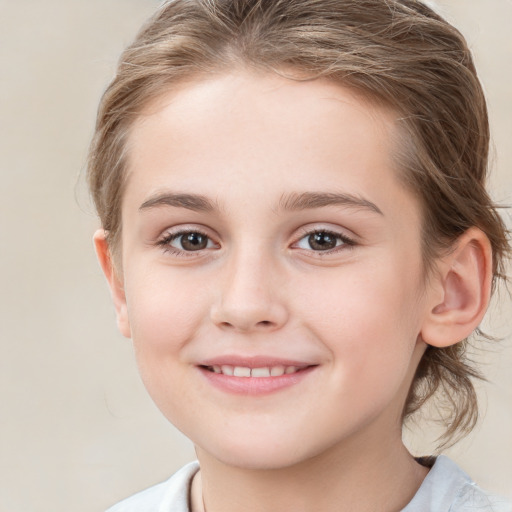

{"left": 87, "top": 0, "right": 510, "bottom": 448}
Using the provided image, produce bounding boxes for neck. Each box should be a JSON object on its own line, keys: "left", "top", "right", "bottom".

{"left": 193, "top": 428, "right": 428, "bottom": 512}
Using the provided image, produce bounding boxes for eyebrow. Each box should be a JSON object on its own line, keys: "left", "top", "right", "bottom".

{"left": 139, "top": 192, "right": 216, "bottom": 212}
{"left": 139, "top": 191, "right": 383, "bottom": 216}
{"left": 278, "top": 192, "right": 383, "bottom": 215}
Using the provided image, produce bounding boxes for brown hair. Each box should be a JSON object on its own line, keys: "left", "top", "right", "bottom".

{"left": 87, "top": 0, "right": 510, "bottom": 447}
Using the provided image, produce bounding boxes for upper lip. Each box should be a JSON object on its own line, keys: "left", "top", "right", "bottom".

{"left": 198, "top": 355, "right": 316, "bottom": 369}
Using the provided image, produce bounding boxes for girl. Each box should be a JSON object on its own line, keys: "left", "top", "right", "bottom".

{"left": 88, "top": 0, "right": 511, "bottom": 510}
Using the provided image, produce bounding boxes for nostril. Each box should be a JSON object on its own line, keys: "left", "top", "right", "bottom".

{"left": 211, "top": 302, "right": 288, "bottom": 332}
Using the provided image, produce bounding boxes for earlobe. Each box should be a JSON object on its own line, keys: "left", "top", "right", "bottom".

{"left": 420, "top": 227, "right": 492, "bottom": 348}
{"left": 93, "top": 229, "right": 132, "bottom": 339}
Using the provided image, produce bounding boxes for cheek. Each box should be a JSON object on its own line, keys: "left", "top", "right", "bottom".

{"left": 124, "top": 267, "right": 210, "bottom": 358}
{"left": 294, "top": 259, "right": 424, "bottom": 385}
{"left": 123, "top": 271, "right": 206, "bottom": 422}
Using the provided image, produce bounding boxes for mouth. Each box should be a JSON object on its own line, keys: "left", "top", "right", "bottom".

{"left": 201, "top": 364, "right": 307, "bottom": 377}
{"left": 197, "top": 359, "right": 317, "bottom": 395}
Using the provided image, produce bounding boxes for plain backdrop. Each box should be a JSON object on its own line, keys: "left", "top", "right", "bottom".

{"left": 0, "top": 1, "right": 511, "bottom": 511}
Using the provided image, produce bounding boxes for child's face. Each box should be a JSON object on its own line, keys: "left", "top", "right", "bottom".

{"left": 109, "top": 72, "right": 435, "bottom": 469}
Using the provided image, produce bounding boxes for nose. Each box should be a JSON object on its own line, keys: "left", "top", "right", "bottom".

{"left": 210, "top": 248, "right": 289, "bottom": 333}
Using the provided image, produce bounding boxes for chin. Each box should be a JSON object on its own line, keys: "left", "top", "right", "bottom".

{"left": 194, "top": 430, "right": 328, "bottom": 471}
{"left": 211, "top": 449, "right": 304, "bottom": 471}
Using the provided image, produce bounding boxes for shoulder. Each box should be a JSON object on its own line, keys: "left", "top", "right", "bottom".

{"left": 403, "top": 456, "right": 512, "bottom": 512}
{"left": 105, "top": 461, "right": 200, "bottom": 512}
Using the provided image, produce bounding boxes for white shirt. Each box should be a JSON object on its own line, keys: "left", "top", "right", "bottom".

{"left": 105, "top": 456, "right": 511, "bottom": 512}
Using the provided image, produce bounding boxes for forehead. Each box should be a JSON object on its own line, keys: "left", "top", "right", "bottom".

{"left": 130, "top": 72, "right": 395, "bottom": 144}
{"left": 123, "top": 71, "right": 417, "bottom": 227}
{"left": 128, "top": 73, "right": 397, "bottom": 178}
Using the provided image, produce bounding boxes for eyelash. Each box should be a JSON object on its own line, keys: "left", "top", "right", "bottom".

{"left": 293, "top": 228, "right": 356, "bottom": 255}
{"left": 156, "top": 227, "right": 356, "bottom": 257}
{"left": 156, "top": 228, "right": 216, "bottom": 257}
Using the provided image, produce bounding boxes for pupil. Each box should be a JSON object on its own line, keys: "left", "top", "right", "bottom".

{"left": 309, "top": 232, "right": 336, "bottom": 250}
{"left": 182, "top": 233, "right": 207, "bottom": 251}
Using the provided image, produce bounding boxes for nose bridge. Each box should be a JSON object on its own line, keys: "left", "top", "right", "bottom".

{"left": 210, "top": 240, "right": 288, "bottom": 332}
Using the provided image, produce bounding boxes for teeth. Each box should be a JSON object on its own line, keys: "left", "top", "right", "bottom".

{"left": 270, "top": 365, "right": 285, "bottom": 376}
{"left": 233, "top": 366, "right": 251, "bottom": 377}
{"left": 251, "top": 367, "right": 271, "bottom": 378}
{"left": 221, "top": 365, "right": 234, "bottom": 376}
{"left": 210, "top": 365, "right": 301, "bottom": 377}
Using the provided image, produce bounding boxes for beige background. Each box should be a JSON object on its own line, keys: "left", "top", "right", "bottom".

{"left": 0, "top": 1, "right": 511, "bottom": 511}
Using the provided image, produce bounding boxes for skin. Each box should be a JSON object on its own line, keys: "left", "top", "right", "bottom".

{"left": 95, "top": 71, "right": 492, "bottom": 512}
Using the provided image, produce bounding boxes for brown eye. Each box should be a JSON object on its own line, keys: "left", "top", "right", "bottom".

{"left": 168, "top": 231, "right": 213, "bottom": 251}
{"left": 294, "top": 229, "right": 355, "bottom": 253}
{"left": 307, "top": 232, "right": 338, "bottom": 251}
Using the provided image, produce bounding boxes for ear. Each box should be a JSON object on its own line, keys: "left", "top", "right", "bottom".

{"left": 420, "top": 227, "right": 493, "bottom": 348}
{"left": 93, "top": 229, "right": 132, "bottom": 338}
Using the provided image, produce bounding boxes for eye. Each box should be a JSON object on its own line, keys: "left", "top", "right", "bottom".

{"left": 294, "top": 230, "right": 355, "bottom": 252}
{"left": 173, "top": 232, "right": 210, "bottom": 251}
{"left": 158, "top": 230, "right": 217, "bottom": 253}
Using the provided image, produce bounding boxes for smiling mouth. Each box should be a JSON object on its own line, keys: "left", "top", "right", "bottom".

{"left": 198, "top": 362, "right": 317, "bottom": 394}
{"left": 201, "top": 364, "right": 311, "bottom": 377}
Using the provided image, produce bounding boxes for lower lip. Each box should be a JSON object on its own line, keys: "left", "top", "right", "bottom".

{"left": 198, "top": 366, "right": 316, "bottom": 395}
